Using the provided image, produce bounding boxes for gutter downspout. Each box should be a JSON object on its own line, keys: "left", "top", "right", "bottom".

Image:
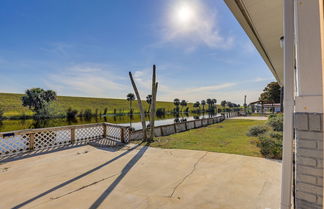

{"left": 281, "top": 0, "right": 295, "bottom": 208}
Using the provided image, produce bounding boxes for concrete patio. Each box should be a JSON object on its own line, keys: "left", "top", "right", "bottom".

{"left": 0, "top": 143, "right": 281, "bottom": 209}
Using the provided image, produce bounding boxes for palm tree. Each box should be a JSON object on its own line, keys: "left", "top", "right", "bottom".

{"left": 193, "top": 101, "right": 200, "bottom": 111}
{"left": 126, "top": 93, "right": 135, "bottom": 114}
{"left": 227, "top": 101, "right": 233, "bottom": 112}
{"left": 212, "top": 99, "right": 217, "bottom": 112}
{"left": 173, "top": 98, "right": 180, "bottom": 113}
{"left": 221, "top": 100, "right": 227, "bottom": 112}
{"left": 201, "top": 100, "right": 206, "bottom": 112}
{"left": 180, "top": 100, "right": 187, "bottom": 112}
{"left": 206, "top": 98, "right": 212, "bottom": 112}
{"left": 146, "top": 94, "right": 152, "bottom": 114}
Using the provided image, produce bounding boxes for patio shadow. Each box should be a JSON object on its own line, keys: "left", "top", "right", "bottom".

{"left": 89, "top": 142, "right": 150, "bottom": 209}
{"left": 12, "top": 142, "right": 144, "bottom": 209}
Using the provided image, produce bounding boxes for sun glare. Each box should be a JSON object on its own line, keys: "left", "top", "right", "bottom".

{"left": 172, "top": 3, "right": 197, "bottom": 28}
{"left": 176, "top": 5, "right": 194, "bottom": 24}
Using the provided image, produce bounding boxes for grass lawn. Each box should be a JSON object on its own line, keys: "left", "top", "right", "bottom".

{"left": 0, "top": 92, "right": 195, "bottom": 117}
{"left": 140, "top": 119, "right": 266, "bottom": 157}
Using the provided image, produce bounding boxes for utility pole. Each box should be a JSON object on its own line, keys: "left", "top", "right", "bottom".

{"left": 244, "top": 95, "right": 247, "bottom": 115}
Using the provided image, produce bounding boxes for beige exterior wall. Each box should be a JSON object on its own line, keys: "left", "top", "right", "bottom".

{"left": 294, "top": 0, "right": 324, "bottom": 208}
{"left": 295, "top": 0, "right": 324, "bottom": 113}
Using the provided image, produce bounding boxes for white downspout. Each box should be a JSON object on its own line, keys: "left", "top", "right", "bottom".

{"left": 281, "top": 0, "right": 295, "bottom": 208}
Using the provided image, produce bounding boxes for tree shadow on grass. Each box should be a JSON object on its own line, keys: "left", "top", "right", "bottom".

{"left": 12, "top": 142, "right": 145, "bottom": 209}
{"left": 89, "top": 142, "right": 150, "bottom": 209}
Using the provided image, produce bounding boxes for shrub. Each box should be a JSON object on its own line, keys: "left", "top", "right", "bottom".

{"left": 156, "top": 108, "right": 166, "bottom": 116}
{"left": 257, "top": 134, "right": 282, "bottom": 159}
{"left": 0, "top": 106, "right": 4, "bottom": 120}
{"left": 269, "top": 131, "right": 283, "bottom": 140}
{"left": 78, "top": 110, "right": 83, "bottom": 118}
{"left": 84, "top": 109, "right": 92, "bottom": 120}
{"left": 247, "top": 125, "right": 268, "bottom": 137}
{"left": 66, "top": 108, "right": 78, "bottom": 120}
{"left": 267, "top": 113, "right": 283, "bottom": 131}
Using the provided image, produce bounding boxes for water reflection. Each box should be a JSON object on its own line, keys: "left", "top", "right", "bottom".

{"left": 0, "top": 113, "right": 219, "bottom": 132}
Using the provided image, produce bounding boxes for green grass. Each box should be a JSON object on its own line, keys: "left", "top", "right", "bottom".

{"left": 0, "top": 92, "right": 193, "bottom": 117}
{"left": 250, "top": 113, "right": 270, "bottom": 117}
{"left": 138, "top": 119, "right": 265, "bottom": 157}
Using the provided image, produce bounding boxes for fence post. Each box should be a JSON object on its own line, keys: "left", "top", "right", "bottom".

{"left": 29, "top": 133, "right": 35, "bottom": 151}
{"left": 194, "top": 120, "right": 197, "bottom": 128}
{"left": 160, "top": 126, "right": 164, "bottom": 136}
{"left": 174, "top": 123, "right": 177, "bottom": 133}
{"left": 103, "top": 123, "right": 107, "bottom": 138}
{"left": 121, "top": 128, "right": 125, "bottom": 143}
{"left": 71, "top": 128, "right": 76, "bottom": 144}
{"left": 184, "top": 121, "right": 188, "bottom": 130}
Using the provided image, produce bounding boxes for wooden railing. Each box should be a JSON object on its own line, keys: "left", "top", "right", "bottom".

{"left": 0, "top": 113, "right": 238, "bottom": 159}
{"left": 0, "top": 123, "right": 130, "bottom": 159}
{"left": 130, "top": 115, "right": 226, "bottom": 140}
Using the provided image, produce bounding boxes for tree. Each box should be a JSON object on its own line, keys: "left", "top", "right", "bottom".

{"left": 259, "top": 82, "right": 281, "bottom": 103}
{"left": 221, "top": 100, "right": 227, "bottom": 108}
{"left": 126, "top": 93, "right": 135, "bottom": 114}
{"left": 212, "top": 99, "right": 217, "bottom": 112}
{"left": 66, "top": 108, "right": 78, "bottom": 120}
{"left": 193, "top": 101, "right": 200, "bottom": 111}
{"left": 0, "top": 106, "right": 4, "bottom": 120}
{"left": 227, "top": 101, "right": 234, "bottom": 112}
{"left": 146, "top": 94, "right": 152, "bottom": 113}
{"left": 221, "top": 100, "right": 226, "bottom": 112}
{"left": 201, "top": 100, "right": 206, "bottom": 112}
{"left": 174, "top": 98, "right": 180, "bottom": 113}
{"left": 206, "top": 98, "right": 212, "bottom": 111}
{"left": 22, "top": 88, "right": 56, "bottom": 117}
{"left": 180, "top": 100, "right": 187, "bottom": 112}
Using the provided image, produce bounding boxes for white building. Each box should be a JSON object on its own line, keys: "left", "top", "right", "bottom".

{"left": 225, "top": 0, "right": 324, "bottom": 208}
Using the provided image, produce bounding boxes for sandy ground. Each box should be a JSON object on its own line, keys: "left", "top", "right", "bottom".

{"left": 0, "top": 143, "right": 281, "bottom": 209}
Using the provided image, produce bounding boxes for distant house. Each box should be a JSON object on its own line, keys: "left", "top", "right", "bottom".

{"left": 248, "top": 101, "right": 281, "bottom": 113}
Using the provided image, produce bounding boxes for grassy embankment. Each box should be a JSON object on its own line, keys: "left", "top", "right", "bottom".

{"left": 136, "top": 119, "right": 266, "bottom": 157}
{"left": 0, "top": 93, "right": 193, "bottom": 117}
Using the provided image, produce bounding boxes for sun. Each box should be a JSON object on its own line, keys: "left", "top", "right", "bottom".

{"left": 172, "top": 2, "right": 196, "bottom": 28}
{"left": 176, "top": 4, "right": 194, "bottom": 24}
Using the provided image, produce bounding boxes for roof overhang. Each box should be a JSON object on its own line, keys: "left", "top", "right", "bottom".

{"left": 224, "top": 0, "right": 283, "bottom": 85}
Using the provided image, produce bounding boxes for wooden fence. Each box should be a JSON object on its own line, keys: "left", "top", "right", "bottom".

{"left": 0, "top": 112, "right": 239, "bottom": 159}
{"left": 130, "top": 115, "right": 227, "bottom": 140}
{"left": 0, "top": 123, "right": 130, "bottom": 159}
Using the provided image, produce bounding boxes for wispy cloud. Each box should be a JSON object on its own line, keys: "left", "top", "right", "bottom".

{"left": 44, "top": 65, "right": 129, "bottom": 98}
{"left": 157, "top": 82, "right": 238, "bottom": 101}
{"left": 41, "top": 42, "right": 73, "bottom": 57}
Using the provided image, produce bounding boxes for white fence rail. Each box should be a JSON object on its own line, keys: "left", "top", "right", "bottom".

{"left": 0, "top": 112, "right": 239, "bottom": 159}
{"left": 0, "top": 123, "right": 130, "bottom": 159}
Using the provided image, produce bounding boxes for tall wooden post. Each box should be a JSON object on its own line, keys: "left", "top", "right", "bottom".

{"left": 129, "top": 72, "right": 147, "bottom": 141}
{"left": 149, "top": 65, "right": 158, "bottom": 141}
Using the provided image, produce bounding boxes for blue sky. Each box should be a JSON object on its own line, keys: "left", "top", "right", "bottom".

{"left": 0, "top": 0, "right": 275, "bottom": 104}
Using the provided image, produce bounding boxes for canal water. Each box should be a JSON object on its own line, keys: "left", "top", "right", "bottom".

{"left": 0, "top": 113, "right": 217, "bottom": 132}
